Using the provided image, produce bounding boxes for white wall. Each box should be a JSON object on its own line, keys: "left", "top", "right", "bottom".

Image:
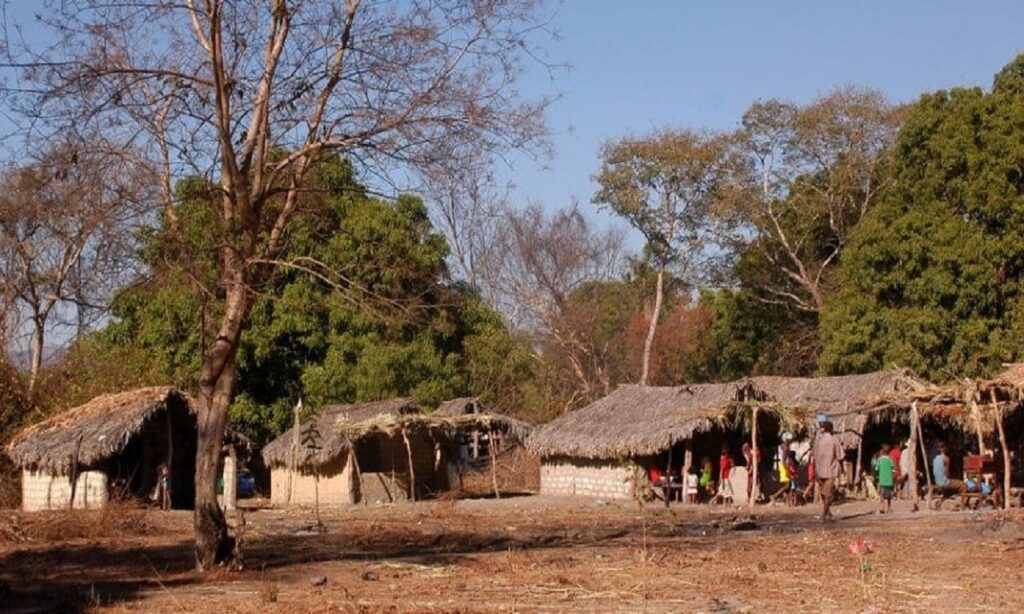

{"left": 540, "top": 458, "right": 634, "bottom": 499}
{"left": 22, "top": 469, "right": 109, "bottom": 511}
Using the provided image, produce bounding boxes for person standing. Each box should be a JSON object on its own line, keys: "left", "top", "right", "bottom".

{"left": 812, "top": 421, "right": 844, "bottom": 522}
{"left": 873, "top": 443, "right": 896, "bottom": 513}
{"left": 888, "top": 442, "right": 902, "bottom": 498}
{"left": 717, "top": 445, "right": 734, "bottom": 503}
{"left": 742, "top": 442, "right": 757, "bottom": 502}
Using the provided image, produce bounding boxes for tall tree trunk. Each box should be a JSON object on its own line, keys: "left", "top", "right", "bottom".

{"left": 193, "top": 281, "right": 249, "bottom": 570}
{"left": 640, "top": 267, "right": 665, "bottom": 386}
{"left": 27, "top": 316, "right": 44, "bottom": 395}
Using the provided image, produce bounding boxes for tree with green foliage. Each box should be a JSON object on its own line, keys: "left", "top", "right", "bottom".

{"left": 821, "top": 56, "right": 1024, "bottom": 379}
{"left": 74, "top": 157, "right": 533, "bottom": 444}
{"left": 593, "top": 130, "right": 736, "bottom": 386}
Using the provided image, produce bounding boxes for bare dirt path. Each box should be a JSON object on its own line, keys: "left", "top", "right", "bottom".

{"left": 3, "top": 496, "right": 1023, "bottom": 612}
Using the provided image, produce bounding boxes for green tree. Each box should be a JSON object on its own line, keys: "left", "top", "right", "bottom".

{"left": 593, "top": 130, "right": 737, "bottom": 385}
{"left": 72, "top": 157, "right": 532, "bottom": 444}
{"left": 821, "top": 56, "right": 1024, "bottom": 379}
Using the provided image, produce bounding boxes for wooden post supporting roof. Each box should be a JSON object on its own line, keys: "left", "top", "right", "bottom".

{"left": 915, "top": 407, "right": 933, "bottom": 508}
{"left": 402, "top": 429, "right": 416, "bottom": 502}
{"left": 990, "top": 389, "right": 1011, "bottom": 511}
{"left": 909, "top": 401, "right": 920, "bottom": 508}
{"left": 750, "top": 406, "right": 759, "bottom": 509}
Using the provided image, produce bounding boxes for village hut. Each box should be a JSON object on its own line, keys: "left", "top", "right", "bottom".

{"left": 434, "top": 397, "right": 532, "bottom": 459}
{"left": 434, "top": 397, "right": 536, "bottom": 496}
{"left": 526, "top": 370, "right": 923, "bottom": 501}
{"left": 262, "top": 398, "right": 451, "bottom": 507}
{"left": 6, "top": 387, "right": 215, "bottom": 511}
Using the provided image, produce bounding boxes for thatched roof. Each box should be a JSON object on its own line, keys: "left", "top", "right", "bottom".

{"left": 261, "top": 398, "right": 420, "bottom": 468}
{"left": 435, "top": 397, "right": 483, "bottom": 417}
{"left": 6, "top": 387, "right": 195, "bottom": 472}
{"left": 892, "top": 364, "right": 1024, "bottom": 433}
{"left": 527, "top": 370, "right": 925, "bottom": 459}
{"left": 433, "top": 396, "right": 533, "bottom": 442}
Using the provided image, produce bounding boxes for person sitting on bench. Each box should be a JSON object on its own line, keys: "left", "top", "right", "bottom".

{"left": 932, "top": 442, "right": 967, "bottom": 508}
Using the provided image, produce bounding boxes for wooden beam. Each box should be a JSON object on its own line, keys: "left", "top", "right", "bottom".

{"left": 990, "top": 389, "right": 1012, "bottom": 511}
{"left": 914, "top": 406, "right": 933, "bottom": 508}
{"left": 750, "top": 407, "right": 759, "bottom": 508}
{"left": 490, "top": 428, "right": 501, "bottom": 500}
{"left": 402, "top": 429, "right": 417, "bottom": 502}
{"left": 908, "top": 401, "right": 919, "bottom": 507}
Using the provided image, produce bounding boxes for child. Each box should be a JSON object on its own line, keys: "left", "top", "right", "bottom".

{"left": 786, "top": 450, "right": 800, "bottom": 506}
{"left": 686, "top": 467, "right": 700, "bottom": 504}
{"left": 873, "top": 443, "right": 895, "bottom": 513}
{"left": 156, "top": 462, "right": 172, "bottom": 510}
{"left": 770, "top": 452, "right": 791, "bottom": 504}
{"left": 716, "top": 445, "right": 734, "bottom": 504}
{"left": 699, "top": 456, "right": 714, "bottom": 496}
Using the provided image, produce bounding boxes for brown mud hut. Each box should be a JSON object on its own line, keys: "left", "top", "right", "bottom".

{"left": 526, "top": 370, "right": 924, "bottom": 501}
{"left": 5, "top": 387, "right": 229, "bottom": 511}
{"left": 434, "top": 397, "right": 536, "bottom": 496}
{"left": 262, "top": 398, "right": 446, "bottom": 507}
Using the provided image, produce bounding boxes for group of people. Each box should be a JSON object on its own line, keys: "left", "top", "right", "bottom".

{"left": 647, "top": 419, "right": 1012, "bottom": 517}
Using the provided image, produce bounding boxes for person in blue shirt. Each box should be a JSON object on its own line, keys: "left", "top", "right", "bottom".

{"left": 932, "top": 442, "right": 966, "bottom": 508}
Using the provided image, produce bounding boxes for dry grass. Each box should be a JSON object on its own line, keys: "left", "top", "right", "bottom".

{"left": 0, "top": 501, "right": 156, "bottom": 544}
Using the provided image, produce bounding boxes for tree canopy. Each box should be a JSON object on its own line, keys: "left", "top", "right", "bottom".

{"left": 821, "top": 56, "right": 1024, "bottom": 379}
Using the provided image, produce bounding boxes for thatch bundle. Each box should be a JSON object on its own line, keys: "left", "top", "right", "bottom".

{"left": 5, "top": 387, "right": 194, "bottom": 472}
{"left": 262, "top": 397, "right": 535, "bottom": 470}
{"left": 261, "top": 398, "right": 419, "bottom": 469}
{"left": 527, "top": 370, "right": 925, "bottom": 459}
{"left": 433, "top": 396, "right": 533, "bottom": 442}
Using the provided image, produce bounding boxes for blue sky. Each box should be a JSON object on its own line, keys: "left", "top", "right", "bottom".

{"left": 507, "top": 1, "right": 1024, "bottom": 225}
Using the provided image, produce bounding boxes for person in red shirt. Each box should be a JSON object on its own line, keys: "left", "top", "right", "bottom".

{"left": 888, "top": 442, "right": 902, "bottom": 499}
{"left": 716, "top": 445, "right": 734, "bottom": 503}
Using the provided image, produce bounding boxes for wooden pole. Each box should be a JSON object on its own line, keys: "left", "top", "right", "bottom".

{"left": 854, "top": 427, "right": 864, "bottom": 496}
{"left": 402, "top": 429, "right": 417, "bottom": 502}
{"left": 287, "top": 400, "right": 300, "bottom": 505}
{"left": 750, "top": 407, "right": 759, "bottom": 508}
{"left": 683, "top": 441, "right": 693, "bottom": 506}
{"left": 349, "top": 447, "right": 364, "bottom": 504}
{"left": 970, "top": 396, "right": 987, "bottom": 455}
{"left": 914, "top": 406, "right": 933, "bottom": 507}
{"left": 909, "top": 401, "right": 919, "bottom": 506}
{"left": 990, "top": 389, "right": 1012, "bottom": 511}
{"left": 490, "top": 428, "right": 501, "bottom": 500}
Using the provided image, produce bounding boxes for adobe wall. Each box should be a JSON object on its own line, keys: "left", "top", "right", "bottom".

{"left": 22, "top": 469, "right": 109, "bottom": 511}
{"left": 270, "top": 456, "right": 354, "bottom": 507}
{"left": 539, "top": 457, "right": 634, "bottom": 499}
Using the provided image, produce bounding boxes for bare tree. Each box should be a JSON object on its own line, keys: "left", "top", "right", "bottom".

{"left": 0, "top": 145, "right": 149, "bottom": 395}
{"left": 426, "top": 159, "right": 510, "bottom": 293}
{"left": 480, "top": 203, "right": 625, "bottom": 407}
{"left": 2, "top": 0, "right": 550, "bottom": 568}
{"left": 593, "top": 130, "right": 737, "bottom": 386}
{"left": 733, "top": 87, "right": 902, "bottom": 312}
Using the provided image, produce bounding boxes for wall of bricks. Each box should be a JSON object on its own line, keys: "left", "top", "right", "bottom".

{"left": 539, "top": 457, "right": 634, "bottom": 499}
{"left": 22, "top": 469, "right": 109, "bottom": 511}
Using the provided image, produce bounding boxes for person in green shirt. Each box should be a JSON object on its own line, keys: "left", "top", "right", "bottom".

{"left": 873, "top": 443, "right": 896, "bottom": 514}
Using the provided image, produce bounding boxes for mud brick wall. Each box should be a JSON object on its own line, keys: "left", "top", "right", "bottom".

{"left": 539, "top": 457, "right": 634, "bottom": 499}
{"left": 21, "top": 469, "right": 109, "bottom": 511}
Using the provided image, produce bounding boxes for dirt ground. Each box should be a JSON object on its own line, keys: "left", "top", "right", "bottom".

{"left": 2, "top": 495, "right": 1024, "bottom": 613}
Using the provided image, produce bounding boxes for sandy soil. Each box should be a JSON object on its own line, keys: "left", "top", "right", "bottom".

{"left": 2, "top": 495, "right": 1024, "bottom": 613}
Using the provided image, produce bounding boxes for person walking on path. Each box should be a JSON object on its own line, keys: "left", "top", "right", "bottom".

{"left": 812, "top": 421, "right": 844, "bottom": 522}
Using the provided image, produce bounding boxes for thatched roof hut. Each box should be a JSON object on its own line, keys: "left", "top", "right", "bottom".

{"left": 261, "top": 397, "right": 420, "bottom": 469}
{"left": 434, "top": 396, "right": 533, "bottom": 442}
{"left": 6, "top": 387, "right": 195, "bottom": 472}
{"left": 527, "top": 370, "right": 925, "bottom": 459}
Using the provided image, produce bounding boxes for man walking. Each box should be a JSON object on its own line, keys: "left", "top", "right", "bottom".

{"left": 812, "top": 421, "right": 845, "bottom": 522}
